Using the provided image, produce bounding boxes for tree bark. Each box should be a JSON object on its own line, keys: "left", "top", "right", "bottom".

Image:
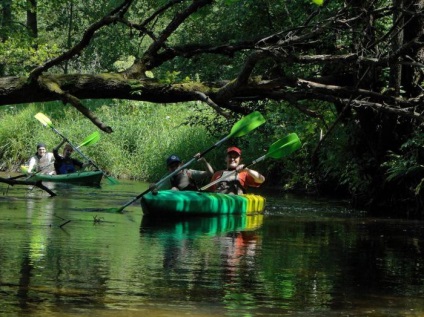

{"left": 0, "top": 0, "right": 12, "bottom": 76}
{"left": 26, "top": 0, "right": 38, "bottom": 39}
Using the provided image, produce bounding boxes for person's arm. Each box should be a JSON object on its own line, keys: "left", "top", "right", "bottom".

{"left": 27, "top": 156, "right": 36, "bottom": 173}
{"left": 194, "top": 153, "right": 214, "bottom": 175}
{"left": 236, "top": 165, "right": 265, "bottom": 184}
{"left": 81, "top": 158, "right": 95, "bottom": 169}
{"left": 53, "top": 140, "right": 66, "bottom": 158}
{"left": 199, "top": 157, "right": 214, "bottom": 175}
{"left": 73, "top": 158, "right": 84, "bottom": 169}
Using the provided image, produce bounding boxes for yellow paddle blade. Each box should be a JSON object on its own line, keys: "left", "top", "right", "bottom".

{"left": 34, "top": 112, "right": 53, "bottom": 127}
{"left": 20, "top": 165, "right": 29, "bottom": 174}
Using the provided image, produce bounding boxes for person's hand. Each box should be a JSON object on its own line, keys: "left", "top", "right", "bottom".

{"left": 236, "top": 164, "right": 246, "bottom": 172}
{"left": 149, "top": 183, "right": 158, "bottom": 195}
{"left": 194, "top": 153, "right": 203, "bottom": 161}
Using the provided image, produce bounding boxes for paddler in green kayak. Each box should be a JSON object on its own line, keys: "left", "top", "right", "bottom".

{"left": 27, "top": 143, "right": 56, "bottom": 175}
{"left": 209, "top": 146, "right": 265, "bottom": 195}
{"left": 53, "top": 139, "right": 91, "bottom": 174}
{"left": 166, "top": 154, "right": 214, "bottom": 191}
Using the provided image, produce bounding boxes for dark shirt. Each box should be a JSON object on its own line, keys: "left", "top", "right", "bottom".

{"left": 53, "top": 149, "right": 83, "bottom": 174}
{"left": 170, "top": 169, "right": 210, "bottom": 191}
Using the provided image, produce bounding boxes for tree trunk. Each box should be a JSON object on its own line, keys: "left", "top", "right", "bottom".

{"left": 26, "top": 0, "right": 38, "bottom": 39}
{"left": 390, "top": 0, "right": 404, "bottom": 95}
{"left": 0, "top": 0, "right": 12, "bottom": 76}
{"left": 402, "top": 0, "right": 424, "bottom": 97}
{"left": 65, "top": 0, "right": 74, "bottom": 74}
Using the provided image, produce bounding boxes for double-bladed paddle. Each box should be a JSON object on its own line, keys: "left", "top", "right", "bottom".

{"left": 111, "top": 111, "right": 266, "bottom": 213}
{"left": 34, "top": 112, "right": 118, "bottom": 184}
{"left": 200, "top": 133, "right": 302, "bottom": 191}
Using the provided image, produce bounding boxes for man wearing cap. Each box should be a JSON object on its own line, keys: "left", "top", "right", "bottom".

{"left": 27, "top": 143, "right": 56, "bottom": 174}
{"left": 209, "top": 146, "right": 265, "bottom": 195}
{"left": 166, "top": 153, "right": 214, "bottom": 191}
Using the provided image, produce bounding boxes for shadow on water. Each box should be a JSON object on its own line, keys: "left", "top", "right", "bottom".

{"left": 0, "top": 177, "right": 424, "bottom": 316}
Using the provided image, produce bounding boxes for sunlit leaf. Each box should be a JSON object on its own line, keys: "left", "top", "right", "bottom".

{"left": 312, "top": 0, "right": 324, "bottom": 6}
{"left": 145, "top": 71, "right": 154, "bottom": 78}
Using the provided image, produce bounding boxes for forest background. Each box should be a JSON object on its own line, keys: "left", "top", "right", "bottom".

{"left": 0, "top": 0, "right": 423, "bottom": 218}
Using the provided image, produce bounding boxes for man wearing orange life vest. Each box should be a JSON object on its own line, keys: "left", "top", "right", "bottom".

{"left": 209, "top": 146, "right": 265, "bottom": 195}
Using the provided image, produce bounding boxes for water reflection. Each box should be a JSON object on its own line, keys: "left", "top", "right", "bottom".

{"left": 138, "top": 214, "right": 264, "bottom": 316}
{"left": 140, "top": 214, "right": 263, "bottom": 237}
{"left": 140, "top": 215, "right": 263, "bottom": 271}
{"left": 1, "top": 178, "right": 424, "bottom": 316}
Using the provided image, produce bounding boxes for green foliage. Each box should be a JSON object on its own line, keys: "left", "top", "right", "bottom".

{"left": 0, "top": 101, "right": 219, "bottom": 182}
{"left": 316, "top": 122, "right": 377, "bottom": 200}
{"left": 382, "top": 133, "right": 424, "bottom": 196}
{"left": 0, "top": 38, "right": 62, "bottom": 75}
{"left": 1, "top": 0, "right": 420, "bottom": 214}
{"left": 0, "top": 104, "right": 55, "bottom": 170}
{"left": 90, "top": 100, "right": 220, "bottom": 181}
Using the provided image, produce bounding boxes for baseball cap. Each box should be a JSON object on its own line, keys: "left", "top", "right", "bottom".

{"left": 166, "top": 154, "right": 181, "bottom": 166}
{"left": 227, "top": 146, "right": 241, "bottom": 156}
{"left": 37, "top": 143, "right": 46, "bottom": 149}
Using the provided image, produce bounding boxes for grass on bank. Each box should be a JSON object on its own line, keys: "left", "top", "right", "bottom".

{"left": 0, "top": 101, "right": 224, "bottom": 181}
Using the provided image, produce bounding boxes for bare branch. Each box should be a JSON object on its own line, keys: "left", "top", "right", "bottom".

{"left": 0, "top": 178, "right": 57, "bottom": 196}
{"left": 193, "top": 91, "right": 231, "bottom": 118}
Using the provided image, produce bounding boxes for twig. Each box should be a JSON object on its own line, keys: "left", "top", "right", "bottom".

{"left": 59, "top": 220, "right": 71, "bottom": 228}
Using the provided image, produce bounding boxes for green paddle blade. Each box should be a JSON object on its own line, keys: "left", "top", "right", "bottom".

{"left": 229, "top": 111, "right": 265, "bottom": 138}
{"left": 34, "top": 112, "right": 53, "bottom": 127}
{"left": 267, "top": 133, "right": 301, "bottom": 159}
{"left": 78, "top": 131, "right": 100, "bottom": 148}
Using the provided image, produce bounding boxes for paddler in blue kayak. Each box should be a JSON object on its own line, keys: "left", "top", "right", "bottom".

{"left": 209, "top": 146, "right": 265, "bottom": 195}
{"left": 166, "top": 154, "right": 214, "bottom": 191}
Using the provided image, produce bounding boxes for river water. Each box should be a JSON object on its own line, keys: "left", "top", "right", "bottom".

{"left": 0, "top": 176, "right": 423, "bottom": 317}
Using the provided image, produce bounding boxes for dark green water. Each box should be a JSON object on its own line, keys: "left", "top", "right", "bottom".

{"left": 0, "top": 177, "right": 423, "bottom": 316}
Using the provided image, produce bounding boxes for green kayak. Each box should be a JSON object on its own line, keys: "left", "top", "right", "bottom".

{"left": 140, "top": 190, "right": 266, "bottom": 216}
{"left": 26, "top": 170, "right": 103, "bottom": 186}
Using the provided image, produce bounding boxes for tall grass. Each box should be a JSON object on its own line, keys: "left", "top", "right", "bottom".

{"left": 0, "top": 100, "right": 222, "bottom": 181}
